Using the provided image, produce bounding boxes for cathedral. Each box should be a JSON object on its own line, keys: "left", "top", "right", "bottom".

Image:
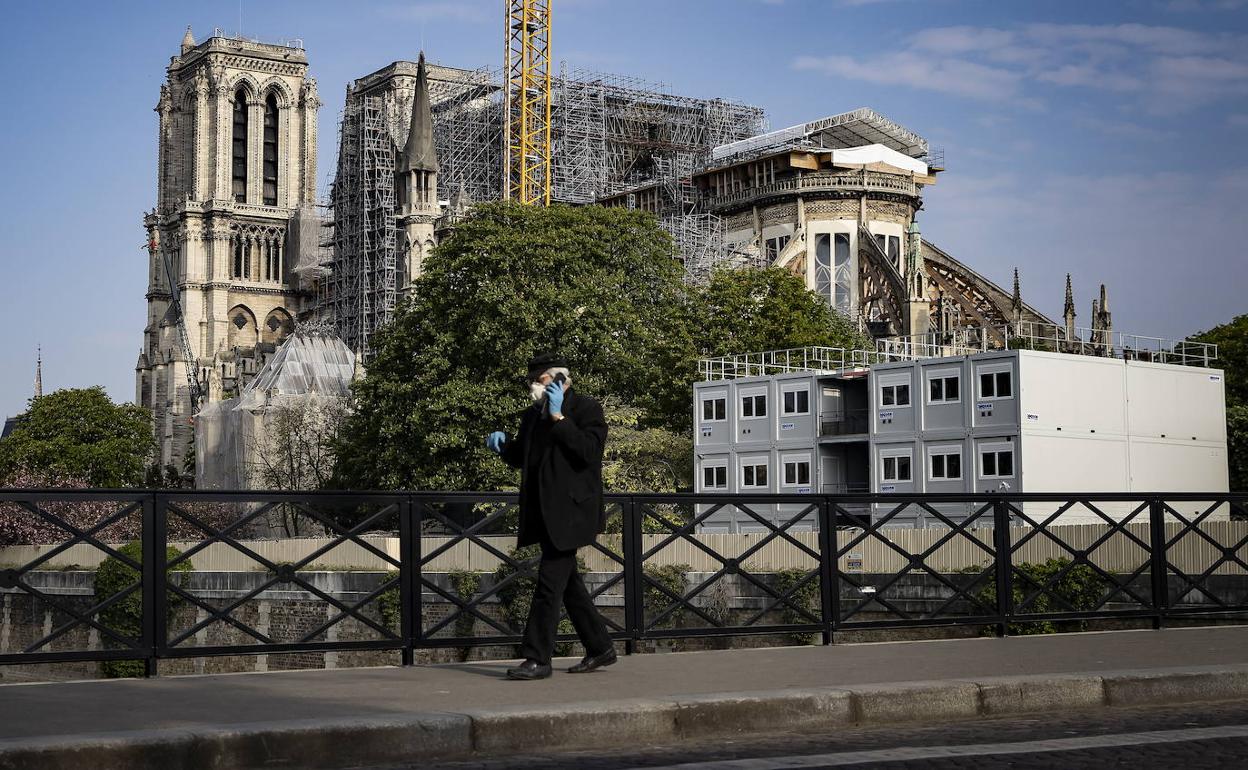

{"left": 139, "top": 29, "right": 1117, "bottom": 472}
{"left": 136, "top": 29, "right": 322, "bottom": 467}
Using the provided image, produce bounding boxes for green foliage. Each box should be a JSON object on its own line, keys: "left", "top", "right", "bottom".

{"left": 692, "top": 266, "right": 873, "bottom": 360}
{"left": 332, "top": 202, "right": 877, "bottom": 494}
{"left": 1190, "top": 314, "right": 1248, "bottom": 405}
{"left": 93, "top": 540, "right": 191, "bottom": 678}
{"left": 1190, "top": 314, "right": 1248, "bottom": 492}
{"left": 1228, "top": 404, "right": 1248, "bottom": 496}
{"left": 377, "top": 571, "right": 401, "bottom": 632}
{"left": 0, "top": 387, "right": 154, "bottom": 488}
{"left": 332, "top": 202, "right": 691, "bottom": 491}
{"left": 971, "top": 558, "right": 1107, "bottom": 635}
{"left": 643, "top": 563, "right": 689, "bottom": 631}
{"left": 773, "top": 568, "right": 821, "bottom": 645}
{"left": 493, "top": 544, "right": 586, "bottom": 656}
{"left": 448, "top": 569, "right": 482, "bottom": 660}
{"left": 1007, "top": 336, "right": 1054, "bottom": 353}
{"left": 601, "top": 402, "right": 693, "bottom": 493}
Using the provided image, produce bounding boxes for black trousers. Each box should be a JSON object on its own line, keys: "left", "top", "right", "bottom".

{"left": 517, "top": 517, "right": 612, "bottom": 665}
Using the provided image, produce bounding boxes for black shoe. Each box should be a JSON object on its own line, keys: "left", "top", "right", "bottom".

{"left": 567, "top": 647, "right": 617, "bottom": 674}
{"left": 506, "top": 659, "right": 552, "bottom": 680}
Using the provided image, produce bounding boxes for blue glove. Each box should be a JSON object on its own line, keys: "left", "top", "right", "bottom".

{"left": 486, "top": 431, "right": 507, "bottom": 454}
{"left": 544, "top": 381, "right": 565, "bottom": 416}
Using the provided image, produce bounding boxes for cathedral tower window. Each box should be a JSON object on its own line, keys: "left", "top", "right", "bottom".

{"left": 231, "top": 89, "right": 248, "bottom": 202}
{"left": 262, "top": 94, "right": 279, "bottom": 206}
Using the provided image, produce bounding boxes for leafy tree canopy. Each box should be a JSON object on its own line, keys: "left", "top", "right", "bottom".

{"left": 0, "top": 387, "right": 153, "bottom": 488}
{"left": 332, "top": 202, "right": 871, "bottom": 492}
{"left": 1190, "top": 313, "right": 1248, "bottom": 405}
{"left": 692, "top": 265, "right": 873, "bottom": 359}
{"left": 333, "top": 202, "right": 690, "bottom": 491}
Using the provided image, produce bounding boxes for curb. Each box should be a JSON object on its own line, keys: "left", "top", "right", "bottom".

{"left": 4, "top": 664, "right": 1248, "bottom": 769}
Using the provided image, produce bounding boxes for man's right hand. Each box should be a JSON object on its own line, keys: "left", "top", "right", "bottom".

{"left": 486, "top": 431, "right": 507, "bottom": 454}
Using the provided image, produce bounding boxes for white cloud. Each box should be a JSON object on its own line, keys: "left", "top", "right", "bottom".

{"left": 794, "top": 52, "right": 1022, "bottom": 101}
{"left": 792, "top": 22, "right": 1248, "bottom": 112}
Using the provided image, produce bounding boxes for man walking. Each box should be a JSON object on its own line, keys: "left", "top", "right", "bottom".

{"left": 486, "top": 353, "right": 617, "bottom": 680}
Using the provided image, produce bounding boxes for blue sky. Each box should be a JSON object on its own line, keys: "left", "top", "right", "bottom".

{"left": 1, "top": 0, "right": 1246, "bottom": 417}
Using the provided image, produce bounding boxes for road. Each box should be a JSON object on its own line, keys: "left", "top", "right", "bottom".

{"left": 364, "top": 700, "right": 1248, "bottom": 769}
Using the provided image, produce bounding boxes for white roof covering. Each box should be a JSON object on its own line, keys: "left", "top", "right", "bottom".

{"left": 236, "top": 331, "right": 355, "bottom": 410}
{"left": 712, "top": 107, "right": 928, "bottom": 162}
{"left": 830, "top": 144, "right": 928, "bottom": 175}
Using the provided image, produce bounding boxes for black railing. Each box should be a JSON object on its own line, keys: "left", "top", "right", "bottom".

{"left": 0, "top": 490, "right": 1246, "bottom": 675}
{"left": 820, "top": 410, "right": 869, "bottom": 436}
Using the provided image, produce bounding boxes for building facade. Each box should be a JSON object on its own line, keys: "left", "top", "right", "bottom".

{"left": 693, "top": 348, "right": 1229, "bottom": 530}
{"left": 136, "top": 29, "right": 321, "bottom": 468}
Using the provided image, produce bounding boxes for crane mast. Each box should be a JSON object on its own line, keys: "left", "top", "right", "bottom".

{"left": 503, "top": 0, "right": 553, "bottom": 205}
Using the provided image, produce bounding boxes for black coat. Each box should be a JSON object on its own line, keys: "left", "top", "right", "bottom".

{"left": 500, "top": 389, "right": 608, "bottom": 551}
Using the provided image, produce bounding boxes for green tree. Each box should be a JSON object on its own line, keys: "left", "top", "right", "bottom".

{"left": 332, "top": 202, "right": 691, "bottom": 491}
{"left": 1190, "top": 314, "right": 1248, "bottom": 405}
{"left": 1190, "top": 314, "right": 1248, "bottom": 491}
{"left": 691, "top": 265, "right": 873, "bottom": 360}
{"left": 0, "top": 387, "right": 154, "bottom": 488}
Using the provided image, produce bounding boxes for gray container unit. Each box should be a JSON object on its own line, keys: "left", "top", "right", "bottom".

{"left": 774, "top": 373, "right": 818, "bottom": 444}
{"left": 870, "top": 362, "right": 918, "bottom": 435}
{"left": 969, "top": 351, "right": 1020, "bottom": 431}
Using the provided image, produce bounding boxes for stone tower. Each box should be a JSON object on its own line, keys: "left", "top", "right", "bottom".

{"left": 396, "top": 52, "right": 440, "bottom": 295}
{"left": 136, "top": 27, "right": 320, "bottom": 469}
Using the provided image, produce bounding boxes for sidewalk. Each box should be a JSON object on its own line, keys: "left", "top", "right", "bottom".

{"left": 3, "top": 626, "right": 1248, "bottom": 769}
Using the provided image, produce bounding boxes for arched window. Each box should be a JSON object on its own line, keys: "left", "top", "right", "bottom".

{"left": 834, "top": 233, "right": 852, "bottom": 314}
{"left": 231, "top": 89, "right": 248, "bottom": 202}
{"left": 262, "top": 94, "right": 278, "bottom": 206}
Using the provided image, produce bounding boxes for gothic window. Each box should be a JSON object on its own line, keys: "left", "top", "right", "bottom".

{"left": 814, "top": 234, "right": 832, "bottom": 299}
{"left": 888, "top": 235, "right": 901, "bottom": 271}
{"left": 262, "top": 94, "right": 278, "bottom": 206}
{"left": 232, "top": 89, "right": 248, "bottom": 202}
{"left": 232, "top": 237, "right": 245, "bottom": 279}
{"left": 834, "top": 233, "right": 852, "bottom": 314}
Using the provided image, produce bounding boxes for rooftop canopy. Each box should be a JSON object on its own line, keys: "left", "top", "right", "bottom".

{"left": 711, "top": 107, "right": 928, "bottom": 163}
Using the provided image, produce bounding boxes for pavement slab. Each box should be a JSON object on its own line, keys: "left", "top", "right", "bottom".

{"left": 1, "top": 626, "right": 1247, "bottom": 769}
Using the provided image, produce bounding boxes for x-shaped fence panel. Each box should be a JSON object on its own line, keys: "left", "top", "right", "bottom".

{"left": 159, "top": 493, "right": 405, "bottom": 662}
{"left": 1161, "top": 497, "right": 1248, "bottom": 616}
{"left": 1004, "top": 497, "right": 1157, "bottom": 627}
{"left": 413, "top": 495, "right": 627, "bottom": 654}
{"left": 629, "top": 494, "right": 827, "bottom": 643}
{"left": 0, "top": 492, "right": 149, "bottom": 668}
{"left": 832, "top": 496, "right": 1001, "bottom": 630}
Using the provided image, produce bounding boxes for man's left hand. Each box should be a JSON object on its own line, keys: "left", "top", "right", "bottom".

{"left": 545, "top": 381, "right": 565, "bottom": 417}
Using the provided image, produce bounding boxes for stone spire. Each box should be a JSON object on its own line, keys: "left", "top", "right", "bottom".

{"left": 904, "top": 220, "right": 930, "bottom": 337}
{"left": 181, "top": 26, "right": 195, "bottom": 54}
{"left": 1010, "top": 267, "right": 1023, "bottom": 328}
{"left": 401, "top": 52, "right": 439, "bottom": 173}
{"left": 34, "top": 346, "right": 42, "bottom": 399}
{"left": 1062, "top": 273, "right": 1076, "bottom": 347}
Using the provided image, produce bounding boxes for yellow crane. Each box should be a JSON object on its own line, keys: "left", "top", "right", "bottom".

{"left": 503, "top": 0, "right": 552, "bottom": 205}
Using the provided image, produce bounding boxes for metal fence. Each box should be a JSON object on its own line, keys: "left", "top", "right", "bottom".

{"left": 1, "top": 490, "right": 1246, "bottom": 676}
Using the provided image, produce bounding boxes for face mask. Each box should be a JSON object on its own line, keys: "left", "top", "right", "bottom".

{"left": 529, "top": 381, "right": 546, "bottom": 402}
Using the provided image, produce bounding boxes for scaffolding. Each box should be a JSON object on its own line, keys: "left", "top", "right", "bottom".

{"left": 328, "top": 96, "right": 396, "bottom": 358}
{"left": 327, "top": 59, "right": 768, "bottom": 357}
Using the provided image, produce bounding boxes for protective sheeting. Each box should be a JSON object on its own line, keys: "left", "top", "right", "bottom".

{"left": 829, "top": 144, "right": 928, "bottom": 175}
{"left": 196, "top": 331, "right": 355, "bottom": 490}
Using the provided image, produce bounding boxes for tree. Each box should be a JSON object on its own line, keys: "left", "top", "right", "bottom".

{"left": 1190, "top": 314, "right": 1248, "bottom": 492}
{"left": 1190, "top": 314, "right": 1248, "bottom": 405}
{"left": 0, "top": 387, "right": 154, "bottom": 488}
{"left": 332, "top": 203, "right": 876, "bottom": 494}
{"left": 692, "top": 266, "right": 873, "bottom": 359}
{"left": 332, "top": 202, "right": 691, "bottom": 491}
{"left": 249, "top": 396, "right": 350, "bottom": 536}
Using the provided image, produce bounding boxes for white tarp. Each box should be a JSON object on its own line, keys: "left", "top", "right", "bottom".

{"left": 195, "top": 331, "right": 355, "bottom": 491}
{"left": 829, "top": 144, "right": 928, "bottom": 175}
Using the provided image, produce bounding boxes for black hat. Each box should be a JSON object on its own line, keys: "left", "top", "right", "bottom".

{"left": 526, "top": 352, "right": 567, "bottom": 374}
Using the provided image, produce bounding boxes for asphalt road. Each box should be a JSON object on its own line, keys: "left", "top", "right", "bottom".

{"left": 360, "top": 700, "right": 1248, "bottom": 770}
